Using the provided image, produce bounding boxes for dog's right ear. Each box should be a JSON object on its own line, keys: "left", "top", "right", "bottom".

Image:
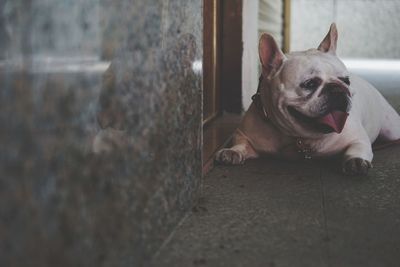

{"left": 318, "top": 23, "right": 338, "bottom": 54}
{"left": 259, "top": 33, "right": 286, "bottom": 78}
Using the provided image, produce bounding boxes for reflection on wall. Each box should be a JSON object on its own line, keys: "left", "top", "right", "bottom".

{"left": 0, "top": 0, "right": 101, "bottom": 59}
{"left": 0, "top": 0, "right": 202, "bottom": 266}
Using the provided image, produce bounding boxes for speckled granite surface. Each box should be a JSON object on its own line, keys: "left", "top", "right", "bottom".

{"left": 0, "top": 1, "right": 202, "bottom": 266}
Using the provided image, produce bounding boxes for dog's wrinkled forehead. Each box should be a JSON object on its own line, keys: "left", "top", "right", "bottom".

{"left": 280, "top": 49, "right": 347, "bottom": 86}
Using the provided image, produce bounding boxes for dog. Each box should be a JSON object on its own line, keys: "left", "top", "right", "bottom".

{"left": 216, "top": 23, "right": 400, "bottom": 175}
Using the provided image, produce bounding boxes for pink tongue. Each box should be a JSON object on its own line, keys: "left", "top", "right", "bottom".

{"left": 317, "top": 111, "right": 349, "bottom": 133}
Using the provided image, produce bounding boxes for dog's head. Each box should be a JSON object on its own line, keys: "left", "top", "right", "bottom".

{"left": 259, "top": 23, "right": 352, "bottom": 138}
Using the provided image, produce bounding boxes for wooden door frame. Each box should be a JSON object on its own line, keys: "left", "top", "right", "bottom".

{"left": 220, "top": 0, "right": 243, "bottom": 114}
{"left": 202, "top": 0, "right": 243, "bottom": 173}
{"left": 283, "top": 0, "right": 291, "bottom": 53}
{"left": 203, "top": 0, "right": 221, "bottom": 125}
{"left": 203, "top": 0, "right": 243, "bottom": 127}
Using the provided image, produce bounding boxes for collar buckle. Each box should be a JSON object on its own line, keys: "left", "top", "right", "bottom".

{"left": 296, "top": 139, "right": 313, "bottom": 160}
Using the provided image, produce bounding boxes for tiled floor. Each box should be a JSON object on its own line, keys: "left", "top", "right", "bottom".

{"left": 152, "top": 145, "right": 400, "bottom": 267}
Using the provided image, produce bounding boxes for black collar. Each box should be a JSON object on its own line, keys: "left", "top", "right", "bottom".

{"left": 251, "top": 75, "right": 269, "bottom": 121}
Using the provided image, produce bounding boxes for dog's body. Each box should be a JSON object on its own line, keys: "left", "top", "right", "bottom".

{"left": 216, "top": 24, "right": 400, "bottom": 175}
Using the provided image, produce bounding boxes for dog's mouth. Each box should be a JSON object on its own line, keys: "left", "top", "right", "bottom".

{"left": 288, "top": 93, "right": 350, "bottom": 134}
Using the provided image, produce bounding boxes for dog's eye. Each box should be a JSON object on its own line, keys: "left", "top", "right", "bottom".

{"left": 338, "top": 76, "right": 350, "bottom": 85}
{"left": 300, "top": 78, "right": 321, "bottom": 91}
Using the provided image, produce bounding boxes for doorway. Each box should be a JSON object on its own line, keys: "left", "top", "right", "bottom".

{"left": 202, "top": 0, "right": 290, "bottom": 172}
{"left": 202, "top": 0, "right": 243, "bottom": 172}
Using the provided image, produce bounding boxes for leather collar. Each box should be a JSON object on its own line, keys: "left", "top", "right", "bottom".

{"left": 251, "top": 75, "right": 269, "bottom": 121}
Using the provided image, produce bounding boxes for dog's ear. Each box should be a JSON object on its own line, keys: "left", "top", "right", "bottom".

{"left": 259, "top": 33, "right": 286, "bottom": 78}
{"left": 318, "top": 23, "right": 338, "bottom": 54}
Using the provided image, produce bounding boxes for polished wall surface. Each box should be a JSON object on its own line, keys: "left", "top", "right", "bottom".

{"left": 0, "top": 1, "right": 202, "bottom": 266}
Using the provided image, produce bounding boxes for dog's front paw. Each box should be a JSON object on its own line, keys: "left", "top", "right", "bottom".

{"left": 342, "top": 157, "right": 372, "bottom": 176}
{"left": 215, "top": 148, "right": 245, "bottom": 165}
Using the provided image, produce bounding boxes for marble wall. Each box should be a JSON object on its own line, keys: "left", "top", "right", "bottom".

{"left": 0, "top": 0, "right": 203, "bottom": 266}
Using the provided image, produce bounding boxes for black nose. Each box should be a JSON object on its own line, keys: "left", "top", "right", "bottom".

{"left": 326, "top": 90, "right": 350, "bottom": 113}
{"left": 319, "top": 82, "right": 350, "bottom": 97}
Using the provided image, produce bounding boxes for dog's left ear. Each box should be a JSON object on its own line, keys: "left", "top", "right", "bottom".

{"left": 318, "top": 23, "right": 338, "bottom": 54}
{"left": 259, "top": 33, "right": 286, "bottom": 78}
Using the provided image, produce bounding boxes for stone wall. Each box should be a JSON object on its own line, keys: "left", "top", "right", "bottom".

{"left": 0, "top": 1, "right": 203, "bottom": 266}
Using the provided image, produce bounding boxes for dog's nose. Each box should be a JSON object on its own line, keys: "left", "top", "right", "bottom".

{"left": 318, "top": 81, "right": 350, "bottom": 97}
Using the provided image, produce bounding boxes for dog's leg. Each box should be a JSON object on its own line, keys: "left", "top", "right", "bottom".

{"left": 342, "top": 132, "right": 373, "bottom": 175}
{"left": 215, "top": 131, "right": 259, "bottom": 165}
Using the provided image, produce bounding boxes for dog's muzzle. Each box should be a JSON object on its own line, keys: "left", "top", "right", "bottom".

{"left": 315, "top": 82, "right": 351, "bottom": 133}
{"left": 289, "top": 82, "right": 351, "bottom": 134}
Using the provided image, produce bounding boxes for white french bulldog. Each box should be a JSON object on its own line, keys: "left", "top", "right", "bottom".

{"left": 216, "top": 23, "right": 400, "bottom": 175}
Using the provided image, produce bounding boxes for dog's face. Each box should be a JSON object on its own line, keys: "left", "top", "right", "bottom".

{"left": 259, "top": 24, "right": 353, "bottom": 138}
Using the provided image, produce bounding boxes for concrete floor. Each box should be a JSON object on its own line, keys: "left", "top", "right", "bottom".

{"left": 152, "top": 146, "right": 400, "bottom": 267}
